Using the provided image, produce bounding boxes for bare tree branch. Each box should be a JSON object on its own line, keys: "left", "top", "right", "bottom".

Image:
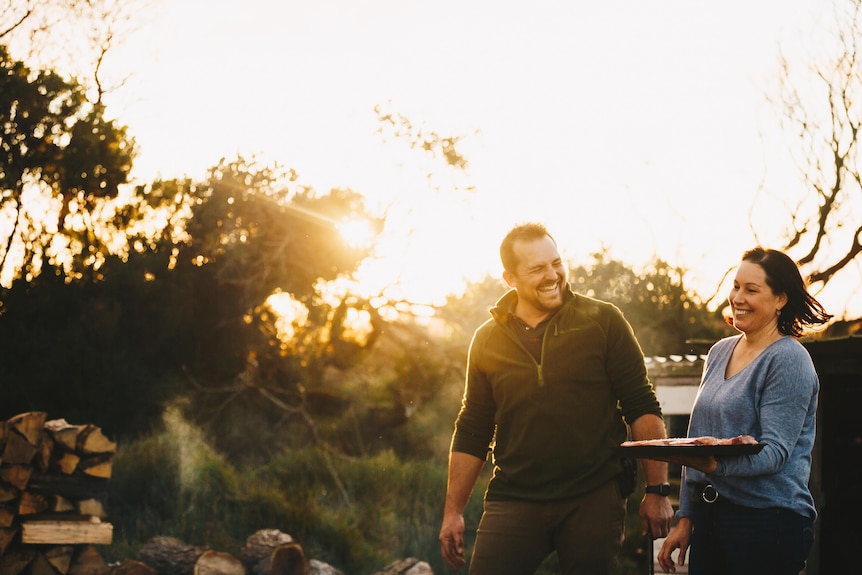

{"left": 0, "top": 4, "right": 33, "bottom": 39}
{"left": 808, "top": 224, "right": 862, "bottom": 284}
{"left": 773, "top": 0, "right": 862, "bottom": 293}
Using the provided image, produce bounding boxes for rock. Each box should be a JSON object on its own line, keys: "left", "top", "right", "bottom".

{"left": 372, "top": 557, "right": 433, "bottom": 575}
{"left": 308, "top": 558, "right": 344, "bottom": 575}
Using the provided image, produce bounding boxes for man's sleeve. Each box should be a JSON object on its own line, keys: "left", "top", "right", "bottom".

{"left": 605, "top": 305, "right": 662, "bottom": 423}
{"left": 450, "top": 333, "right": 496, "bottom": 458}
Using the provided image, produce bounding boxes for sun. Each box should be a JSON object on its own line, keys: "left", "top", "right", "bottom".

{"left": 337, "top": 218, "right": 375, "bottom": 249}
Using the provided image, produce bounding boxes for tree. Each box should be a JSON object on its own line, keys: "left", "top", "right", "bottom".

{"left": 440, "top": 253, "right": 731, "bottom": 359}
{"left": 374, "top": 103, "right": 470, "bottom": 171}
{"left": 436, "top": 274, "right": 508, "bottom": 344}
{"left": 0, "top": 156, "right": 384, "bottom": 447}
{"left": 0, "top": 18, "right": 511, "bottom": 487}
{"left": 160, "top": 159, "right": 387, "bottom": 454}
{"left": 771, "top": 0, "right": 862, "bottom": 290}
{"left": 0, "top": 62, "right": 461, "bottom": 464}
{"left": 568, "top": 251, "right": 732, "bottom": 356}
{"left": 0, "top": 46, "right": 136, "bottom": 286}
{"left": 2, "top": 0, "right": 150, "bottom": 103}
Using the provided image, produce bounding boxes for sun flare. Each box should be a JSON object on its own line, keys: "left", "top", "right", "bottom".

{"left": 337, "top": 219, "right": 375, "bottom": 249}
{"left": 265, "top": 291, "right": 309, "bottom": 342}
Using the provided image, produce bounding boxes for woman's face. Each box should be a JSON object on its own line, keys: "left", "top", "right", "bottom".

{"left": 728, "top": 261, "right": 787, "bottom": 336}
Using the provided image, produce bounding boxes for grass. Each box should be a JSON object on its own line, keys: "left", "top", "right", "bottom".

{"left": 104, "top": 413, "right": 649, "bottom": 575}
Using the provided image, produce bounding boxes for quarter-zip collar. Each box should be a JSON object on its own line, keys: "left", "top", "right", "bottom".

{"left": 489, "top": 285, "right": 574, "bottom": 390}
{"left": 490, "top": 283, "right": 575, "bottom": 326}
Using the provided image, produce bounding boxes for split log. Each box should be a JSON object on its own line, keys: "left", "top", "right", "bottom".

{"left": 36, "top": 435, "right": 55, "bottom": 473}
{"left": 28, "top": 551, "right": 58, "bottom": 575}
{"left": 0, "top": 526, "right": 18, "bottom": 555}
{"left": 26, "top": 473, "right": 109, "bottom": 500}
{"left": 108, "top": 560, "right": 157, "bottom": 575}
{"left": 52, "top": 495, "right": 75, "bottom": 514}
{"left": 7, "top": 413, "right": 47, "bottom": 447}
{"left": 0, "top": 486, "right": 17, "bottom": 504}
{"left": 1, "top": 414, "right": 114, "bottom": 575}
{"left": 68, "top": 545, "right": 108, "bottom": 575}
{"left": 44, "top": 546, "right": 75, "bottom": 575}
{"left": 77, "top": 455, "right": 113, "bottom": 480}
{"left": 138, "top": 536, "right": 208, "bottom": 575}
{"left": 44, "top": 422, "right": 116, "bottom": 456}
{"left": 0, "top": 548, "right": 35, "bottom": 575}
{"left": 240, "top": 530, "right": 294, "bottom": 573}
{"left": 56, "top": 453, "right": 81, "bottom": 475}
{"left": 0, "top": 507, "right": 16, "bottom": 529}
{"left": 18, "top": 492, "right": 75, "bottom": 515}
{"left": 1, "top": 432, "right": 38, "bottom": 466}
{"left": 0, "top": 465, "right": 33, "bottom": 491}
{"left": 17, "top": 492, "right": 49, "bottom": 516}
{"left": 269, "top": 544, "right": 308, "bottom": 575}
{"left": 74, "top": 499, "right": 105, "bottom": 519}
{"left": 21, "top": 519, "right": 113, "bottom": 545}
{"left": 193, "top": 551, "right": 245, "bottom": 575}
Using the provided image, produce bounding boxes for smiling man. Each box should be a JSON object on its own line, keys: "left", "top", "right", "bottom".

{"left": 439, "top": 222, "right": 673, "bottom": 575}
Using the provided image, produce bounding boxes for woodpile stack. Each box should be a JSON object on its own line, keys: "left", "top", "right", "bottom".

{"left": 1, "top": 412, "right": 115, "bottom": 575}
{"left": 124, "top": 531, "right": 352, "bottom": 575}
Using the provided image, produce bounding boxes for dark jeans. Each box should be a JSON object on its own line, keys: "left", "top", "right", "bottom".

{"left": 468, "top": 479, "right": 625, "bottom": 575}
{"left": 689, "top": 498, "right": 814, "bottom": 575}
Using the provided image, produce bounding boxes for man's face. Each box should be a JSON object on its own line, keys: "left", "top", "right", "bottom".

{"left": 503, "top": 235, "right": 566, "bottom": 316}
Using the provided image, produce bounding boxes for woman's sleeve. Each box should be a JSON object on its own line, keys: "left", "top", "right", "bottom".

{"left": 715, "top": 345, "right": 817, "bottom": 477}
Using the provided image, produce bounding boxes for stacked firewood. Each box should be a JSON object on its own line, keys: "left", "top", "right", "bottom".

{"left": 1, "top": 412, "right": 115, "bottom": 575}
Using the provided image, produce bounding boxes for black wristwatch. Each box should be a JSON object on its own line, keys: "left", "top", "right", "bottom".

{"left": 645, "top": 483, "right": 671, "bottom": 496}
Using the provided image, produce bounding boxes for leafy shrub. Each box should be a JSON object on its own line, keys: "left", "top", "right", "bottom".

{"left": 105, "top": 410, "right": 485, "bottom": 573}
{"left": 106, "top": 408, "right": 647, "bottom": 574}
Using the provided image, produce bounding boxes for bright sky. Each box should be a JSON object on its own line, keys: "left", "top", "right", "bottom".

{"left": 91, "top": 0, "right": 861, "bottom": 318}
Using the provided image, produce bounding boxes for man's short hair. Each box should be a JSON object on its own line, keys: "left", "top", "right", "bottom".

{"left": 500, "top": 222, "right": 556, "bottom": 273}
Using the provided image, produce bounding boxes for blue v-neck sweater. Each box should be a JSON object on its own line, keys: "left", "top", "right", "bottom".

{"left": 679, "top": 335, "right": 819, "bottom": 520}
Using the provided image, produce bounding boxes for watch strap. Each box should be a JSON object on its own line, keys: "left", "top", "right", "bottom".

{"left": 645, "top": 483, "right": 671, "bottom": 496}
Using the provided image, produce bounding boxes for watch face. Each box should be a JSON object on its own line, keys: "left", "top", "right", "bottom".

{"left": 647, "top": 483, "right": 671, "bottom": 496}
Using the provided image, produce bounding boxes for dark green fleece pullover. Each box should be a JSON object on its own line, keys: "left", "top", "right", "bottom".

{"left": 451, "top": 286, "right": 662, "bottom": 502}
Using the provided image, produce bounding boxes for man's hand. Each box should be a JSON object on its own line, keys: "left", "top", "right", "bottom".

{"left": 439, "top": 512, "right": 466, "bottom": 570}
{"left": 440, "top": 451, "right": 484, "bottom": 570}
{"left": 629, "top": 413, "right": 675, "bottom": 538}
{"left": 639, "top": 492, "right": 674, "bottom": 539}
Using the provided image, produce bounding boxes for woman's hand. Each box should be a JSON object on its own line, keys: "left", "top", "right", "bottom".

{"left": 662, "top": 454, "right": 717, "bottom": 474}
{"left": 657, "top": 518, "right": 692, "bottom": 573}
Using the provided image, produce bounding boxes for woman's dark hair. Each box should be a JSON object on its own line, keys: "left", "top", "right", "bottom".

{"left": 741, "top": 247, "right": 833, "bottom": 337}
{"left": 500, "top": 222, "right": 556, "bottom": 273}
